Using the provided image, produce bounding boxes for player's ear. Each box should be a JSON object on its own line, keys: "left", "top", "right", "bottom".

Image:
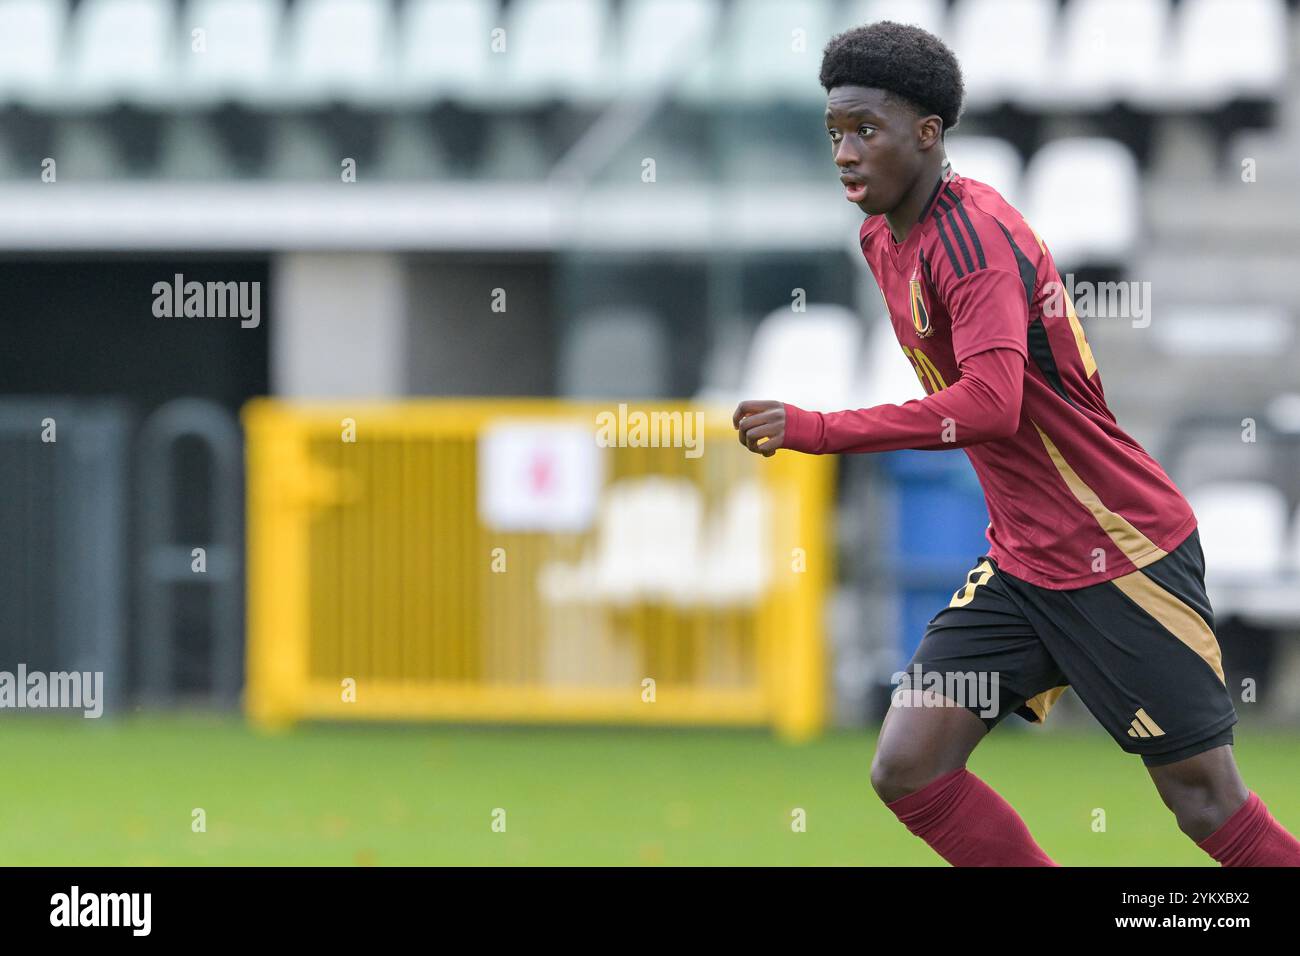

{"left": 917, "top": 114, "right": 943, "bottom": 152}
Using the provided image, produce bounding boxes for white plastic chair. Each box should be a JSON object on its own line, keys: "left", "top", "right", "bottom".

{"left": 1033, "top": 0, "right": 1170, "bottom": 108}
{"left": 499, "top": 0, "right": 612, "bottom": 107}
{"left": 945, "top": 135, "right": 1024, "bottom": 207}
{"left": 1022, "top": 138, "right": 1138, "bottom": 269}
{"left": 740, "top": 304, "right": 864, "bottom": 412}
{"left": 848, "top": 312, "right": 926, "bottom": 411}
{"left": 395, "top": 0, "right": 501, "bottom": 107}
{"left": 948, "top": 0, "right": 1055, "bottom": 109}
{"left": 833, "top": 0, "right": 947, "bottom": 38}
{"left": 278, "top": 0, "right": 395, "bottom": 106}
{"left": 63, "top": 0, "right": 177, "bottom": 108}
{"left": 0, "top": 0, "right": 66, "bottom": 106}
{"left": 1189, "top": 481, "right": 1288, "bottom": 580}
{"left": 712, "top": 0, "right": 832, "bottom": 105}
{"left": 617, "top": 0, "right": 718, "bottom": 98}
{"left": 1153, "top": 0, "right": 1289, "bottom": 109}
{"left": 178, "top": 0, "right": 281, "bottom": 107}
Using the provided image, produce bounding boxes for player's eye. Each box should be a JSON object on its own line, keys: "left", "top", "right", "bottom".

{"left": 859, "top": 126, "right": 874, "bottom": 137}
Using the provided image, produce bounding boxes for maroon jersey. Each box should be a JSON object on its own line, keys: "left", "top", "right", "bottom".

{"left": 783, "top": 170, "right": 1196, "bottom": 588}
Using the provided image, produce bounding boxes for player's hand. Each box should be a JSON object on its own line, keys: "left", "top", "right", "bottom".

{"left": 733, "top": 400, "right": 785, "bottom": 457}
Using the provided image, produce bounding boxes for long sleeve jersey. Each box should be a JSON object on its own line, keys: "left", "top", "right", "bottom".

{"left": 781, "top": 170, "right": 1196, "bottom": 589}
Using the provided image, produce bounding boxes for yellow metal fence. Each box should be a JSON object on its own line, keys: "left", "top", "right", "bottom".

{"left": 244, "top": 400, "right": 833, "bottom": 738}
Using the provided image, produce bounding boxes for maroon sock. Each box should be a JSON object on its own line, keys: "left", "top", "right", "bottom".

{"left": 1197, "top": 792, "right": 1300, "bottom": 866}
{"left": 885, "top": 766, "right": 1058, "bottom": 866}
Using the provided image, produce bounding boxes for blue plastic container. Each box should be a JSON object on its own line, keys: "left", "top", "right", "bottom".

{"left": 879, "top": 449, "right": 992, "bottom": 669}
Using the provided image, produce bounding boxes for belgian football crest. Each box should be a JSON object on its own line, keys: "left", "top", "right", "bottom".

{"left": 909, "top": 266, "right": 933, "bottom": 338}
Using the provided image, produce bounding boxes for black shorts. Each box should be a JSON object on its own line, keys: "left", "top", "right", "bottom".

{"left": 902, "top": 528, "right": 1238, "bottom": 768}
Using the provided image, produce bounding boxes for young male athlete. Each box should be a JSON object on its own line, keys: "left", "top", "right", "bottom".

{"left": 732, "top": 21, "right": 1300, "bottom": 866}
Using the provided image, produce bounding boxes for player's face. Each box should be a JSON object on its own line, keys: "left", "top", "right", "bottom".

{"left": 826, "top": 85, "right": 926, "bottom": 216}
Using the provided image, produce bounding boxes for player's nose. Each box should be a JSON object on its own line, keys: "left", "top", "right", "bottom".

{"left": 834, "top": 139, "right": 861, "bottom": 169}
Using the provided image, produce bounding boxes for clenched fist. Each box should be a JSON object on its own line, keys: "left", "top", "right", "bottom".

{"left": 733, "top": 400, "right": 786, "bottom": 457}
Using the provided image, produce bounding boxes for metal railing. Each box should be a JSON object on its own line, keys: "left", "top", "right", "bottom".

{"left": 244, "top": 399, "right": 833, "bottom": 738}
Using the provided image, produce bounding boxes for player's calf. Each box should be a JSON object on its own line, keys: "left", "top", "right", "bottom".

{"left": 871, "top": 689, "right": 1058, "bottom": 866}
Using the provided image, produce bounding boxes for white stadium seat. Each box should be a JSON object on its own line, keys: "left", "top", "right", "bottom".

{"left": 945, "top": 135, "right": 1024, "bottom": 208}
{"left": 848, "top": 311, "right": 926, "bottom": 411}
{"left": 740, "top": 304, "right": 863, "bottom": 412}
{"left": 500, "top": 0, "right": 612, "bottom": 107}
{"left": 63, "top": 0, "right": 177, "bottom": 108}
{"left": 1151, "top": 0, "right": 1289, "bottom": 108}
{"left": 179, "top": 0, "right": 281, "bottom": 107}
{"left": 1188, "top": 481, "right": 1288, "bottom": 580}
{"left": 948, "top": 0, "right": 1055, "bottom": 110}
{"left": 689, "top": 0, "right": 835, "bottom": 105}
{"left": 834, "top": 0, "right": 947, "bottom": 38}
{"left": 618, "top": 0, "right": 719, "bottom": 98}
{"left": 1023, "top": 138, "right": 1138, "bottom": 268}
{"left": 278, "top": 0, "right": 395, "bottom": 106}
{"left": 0, "top": 0, "right": 67, "bottom": 107}
{"left": 396, "top": 0, "right": 501, "bottom": 107}
{"left": 1152, "top": 305, "right": 1293, "bottom": 357}
{"left": 1033, "top": 0, "right": 1170, "bottom": 108}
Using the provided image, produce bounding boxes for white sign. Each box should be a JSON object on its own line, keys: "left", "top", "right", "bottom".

{"left": 478, "top": 420, "right": 603, "bottom": 532}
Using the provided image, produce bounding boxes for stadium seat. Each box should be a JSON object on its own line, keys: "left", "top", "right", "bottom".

{"left": 542, "top": 474, "right": 772, "bottom": 608}
{"left": 1032, "top": 0, "right": 1170, "bottom": 108}
{"left": 833, "top": 0, "right": 946, "bottom": 39}
{"left": 178, "top": 0, "right": 281, "bottom": 107}
{"left": 1151, "top": 305, "right": 1292, "bottom": 357}
{"left": 559, "top": 308, "right": 670, "bottom": 399}
{"left": 1188, "top": 480, "right": 1289, "bottom": 580}
{"left": 500, "top": 0, "right": 613, "bottom": 107}
{"left": 395, "top": 0, "right": 502, "bottom": 107}
{"left": 692, "top": 0, "right": 836, "bottom": 105}
{"left": 697, "top": 479, "right": 772, "bottom": 605}
{"left": 278, "top": 0, "right": 396, "bottom": 106}
{"left": 847, "top": 310, "right": 926, "bottom": 411}
{"left": 1152, "top": 0, "right": 1289, "bottom": 109}
{"left": 0, "top": 0, "right": 67, "bottom": 107}
{"left": 617, "top": 0, "right": 719, "bottom": 99}
{"left": 947, "top": 0, "right": 1055, "bottom": 110}
{"left": 63, "top": 0, "right": 178, "bottom": 108}
{"left": 1022, "top": 138, "right": 1138, "bottom": 269}
{"left": 740, "top": 304, "right": 863, "bottom": 412}
{"left": 945, "top": 135, "right": 1024, "bottom": 208}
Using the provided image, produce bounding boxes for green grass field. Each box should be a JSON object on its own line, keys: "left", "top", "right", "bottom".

{"left": 2, "top": 714, "right": 1297, "bottom": 865}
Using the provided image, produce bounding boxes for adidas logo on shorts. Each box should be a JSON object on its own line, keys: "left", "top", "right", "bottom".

{"left": 1127, "top": 708, "right": 1166, "bottom": 738}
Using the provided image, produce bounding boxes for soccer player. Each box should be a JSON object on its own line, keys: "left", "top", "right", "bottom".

{"left": 733, "top": 20, "right": 1300, "bottom": 866}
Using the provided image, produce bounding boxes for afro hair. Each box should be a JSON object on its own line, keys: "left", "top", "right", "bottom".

{"left": 819, "top": 21, "right": 965, "bottom": 134}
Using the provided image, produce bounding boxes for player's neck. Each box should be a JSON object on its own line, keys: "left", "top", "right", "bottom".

{"left": 884, "top": 159, "right": 950, "bottom": 244}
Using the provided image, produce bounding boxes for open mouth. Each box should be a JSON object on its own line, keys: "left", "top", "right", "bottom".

{"left": 843, "top": 180, "right": 868, "bottom": 203}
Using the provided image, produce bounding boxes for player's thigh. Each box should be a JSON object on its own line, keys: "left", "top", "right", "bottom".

{"left": 1004, "top": 530, "right": 1239, "bottom": 768}
{"left": 872, "top": 557, "right": 1064, "bottom": 796}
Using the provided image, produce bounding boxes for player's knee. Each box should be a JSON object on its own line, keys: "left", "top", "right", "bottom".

{"left": 1169, "top": 798, "right": 1225, "bottom": 843}
{"left": 1159, "top": 784, "right": 1237, "bottom": 842}
{"left": 870, "top": 748, "right": 941, "bottom": 805}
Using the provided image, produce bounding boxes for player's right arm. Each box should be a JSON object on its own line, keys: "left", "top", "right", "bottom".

{"left": 749, "top": 345, "right": 1025, "bottom": 456}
